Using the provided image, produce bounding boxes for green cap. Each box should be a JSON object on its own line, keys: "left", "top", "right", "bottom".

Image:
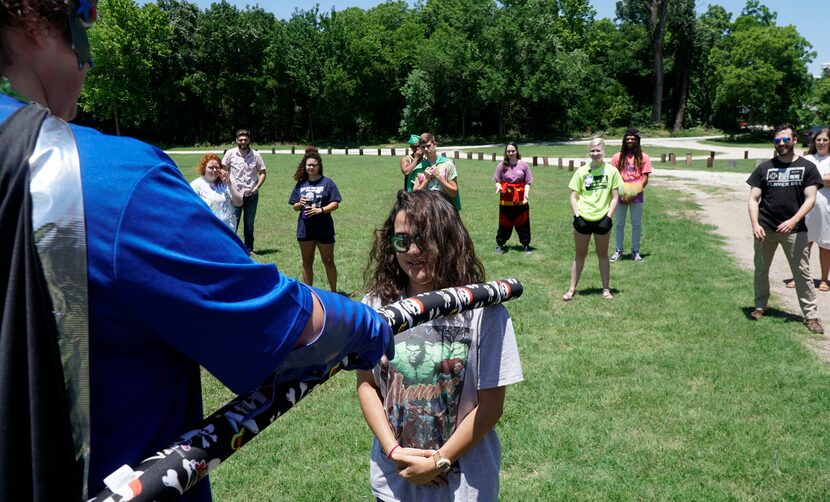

{"left": 407, "top": 134, "right": 420, "bottom": 146}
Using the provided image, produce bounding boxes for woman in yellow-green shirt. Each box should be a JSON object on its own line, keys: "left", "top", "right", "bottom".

{"left": 563, "top": 138, "right": 622, "bottom": 301}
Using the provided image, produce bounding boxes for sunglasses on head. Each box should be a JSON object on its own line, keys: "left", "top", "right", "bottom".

{"left": 67, "top": 0, "right": 98, "bottom": 68}
{"left": 773, "top": 137, "right": 793, "bottom": 145}
{"left": 389, "top": 233, "right": 425, "bottom": 253}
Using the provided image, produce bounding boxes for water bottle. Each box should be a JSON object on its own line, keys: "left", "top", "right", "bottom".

{"left": 301, "top": 197, "right": 312, "bottom": 219}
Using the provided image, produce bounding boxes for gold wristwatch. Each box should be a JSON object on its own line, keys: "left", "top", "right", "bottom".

{"left": 432, "top": 450, "right": 452, "bottom": 474}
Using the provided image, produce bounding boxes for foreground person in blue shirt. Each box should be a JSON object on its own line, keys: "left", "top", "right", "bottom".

{"left": 0, "top": 1, "right": 391, "bottom": 500}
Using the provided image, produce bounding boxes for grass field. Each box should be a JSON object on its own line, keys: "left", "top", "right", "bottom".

{"left": 168, "top": 153, "right": 830, "bottom": 501}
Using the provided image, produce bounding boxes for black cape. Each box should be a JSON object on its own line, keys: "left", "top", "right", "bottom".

{"left": 0, "top": 104, "right": 84, "bottom": 500}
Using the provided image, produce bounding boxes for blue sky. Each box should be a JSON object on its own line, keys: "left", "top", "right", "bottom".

{"left": 153, "top": 0, "right": 828, "bottom": 76}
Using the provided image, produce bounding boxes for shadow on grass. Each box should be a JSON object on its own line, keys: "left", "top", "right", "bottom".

{"left": 253, "top": 247, "right": 281, "bottom": 256}
{"left": 613, "top": 251, "right": 650, "bottom": 261}
{"left": 741, "top": 306, "right": 803, "bottom": 323}
{"left": 576, "top": 286, "right": 617, "bottom": 298}
{"left": 498, "top": 244, "right": 535, "bottom": 254}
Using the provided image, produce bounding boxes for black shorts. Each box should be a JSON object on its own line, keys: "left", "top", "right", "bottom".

{"left": 573, "top": 215, "right": 612, "bottom": 235}
{"left": 298, "top": 235, "right": 335, "bottom": 244}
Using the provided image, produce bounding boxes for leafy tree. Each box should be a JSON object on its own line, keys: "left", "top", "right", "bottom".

{"left": 82, "top": 0, "right": 171, "bottom": 135}
{"left": 270, "top": 7, "right": 324, "bottom": 142}
{"left": 708, "top": 3, "right": 814, "bottom": 130}
{"left": 685, "top": 4, "right": 731, "bottom": 128}
{"left": 154, "top": 0, "right": 202, "bottom": 144}
{"left": 665, "top": 0, "right": 696, "bottom": 131}
{"left": 615, "top": 0, "right": 670, "bottom": 125}
{"left": 399, "top": 69, "right": 436, "bottom": 135}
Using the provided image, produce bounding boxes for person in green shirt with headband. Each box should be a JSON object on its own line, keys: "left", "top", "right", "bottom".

{"left": 401, "top": 134, "right": 423, "bottom": 191}
{"left": 563, "top": 137, "right": 622, "bottom": 301}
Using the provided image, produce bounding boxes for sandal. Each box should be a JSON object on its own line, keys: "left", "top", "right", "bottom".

{"left": 602, "top": 288, "right": 614, "bottom": 300}
{"left": 821, "top": 281, "right": 830, "bottom": 292}
{"left": 562, "top": 289, "right": 575, "bottom": 301}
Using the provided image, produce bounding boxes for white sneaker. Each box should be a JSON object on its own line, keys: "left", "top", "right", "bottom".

{"left": 610, "top": 249, "right": 622, "bottom": 262}
{"left": 632, "top": 251, "right": 643, "bottom": 262}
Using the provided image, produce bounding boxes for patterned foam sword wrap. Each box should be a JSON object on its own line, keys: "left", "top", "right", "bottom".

{"left": 90, "top": 279, "right": 522, "bottom": 502}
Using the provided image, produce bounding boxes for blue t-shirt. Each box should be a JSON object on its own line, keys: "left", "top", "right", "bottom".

{"left": 288, "top": 176, "right": 342, "bottom": 240}
{"left": 0, "top": 94, "right": 313, "bottom": 500}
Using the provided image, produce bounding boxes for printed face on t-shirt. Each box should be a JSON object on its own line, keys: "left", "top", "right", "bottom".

{"left": 301, "top": 185, "right": 325, "bottom": 207}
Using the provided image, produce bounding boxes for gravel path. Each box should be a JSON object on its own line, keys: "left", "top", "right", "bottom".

{"left": 653, "top": 169, "right": 830, "bottom": 360}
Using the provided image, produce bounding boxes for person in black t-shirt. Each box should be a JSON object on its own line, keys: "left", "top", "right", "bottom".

{"left": 747, "top": 123, "right": 825, "bottom": 333}
{"left": 289, "top": 148, "right": 343, "bottom": 292}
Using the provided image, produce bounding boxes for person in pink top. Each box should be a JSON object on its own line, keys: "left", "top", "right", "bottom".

{"left": 493, "top": 142, "right": 534, "bottom": 254}
{"left": 610, "top": 128, "right": 652, "bottom": 262}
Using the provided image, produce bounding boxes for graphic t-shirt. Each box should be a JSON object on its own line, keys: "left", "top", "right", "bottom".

{"left": 610, "top": 151, "right": 652, "bottom": 204}
{"left": 288, "top": 176, "right": 342, "bottom": 239}
{"left": 361, "top": 295, "right": 523, "bottom": 502}
{"left": 746, "top": 156, "right": 823, "bottom": 232}
{"left": 568, "top": 162, "right": 623, "bottom": 221}
{"left": 190, "top": 176, "right": 236, "bottom": 229}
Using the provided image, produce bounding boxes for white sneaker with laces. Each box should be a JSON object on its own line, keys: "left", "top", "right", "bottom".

{"left": 610, "top": 249, "right": 622, "bottom": 262}
{"left": 632, "top": 251, "right": 643, "bottom": 262}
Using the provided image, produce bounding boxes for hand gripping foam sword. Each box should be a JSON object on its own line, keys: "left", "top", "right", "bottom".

{"left": 91, "top": 278, "right": 523, "bottom": 501}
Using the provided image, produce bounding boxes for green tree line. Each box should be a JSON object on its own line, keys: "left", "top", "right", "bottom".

{"left": 77, "top": 0, "right": 821, "bottom": 146}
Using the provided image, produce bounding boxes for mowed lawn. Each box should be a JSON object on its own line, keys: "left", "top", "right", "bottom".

{"left": 168, "top": 152, "right": 830, "bottom": 501}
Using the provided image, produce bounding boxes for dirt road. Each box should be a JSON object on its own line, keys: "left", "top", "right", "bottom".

{"left": 652, "top": 169, "right": 830, "bottom": 360}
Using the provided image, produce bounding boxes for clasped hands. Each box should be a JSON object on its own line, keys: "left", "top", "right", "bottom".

{"left": 424, "top": 166, "right": 445, "bottom": 181}
{"left": 388, "top": 446, "right": 447, "bottom": 487}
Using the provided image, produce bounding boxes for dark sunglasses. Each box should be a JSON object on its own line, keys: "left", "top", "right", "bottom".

{"left": 389, "top": 233, "right": 425, "bottom": 253}
{"left": 773, "top": 137, "right": 793, "bottom": 145}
